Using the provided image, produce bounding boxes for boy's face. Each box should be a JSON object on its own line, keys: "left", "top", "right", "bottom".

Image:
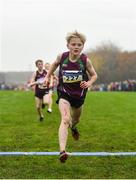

{"left": 67, "top": 37, "right": 84, "bottom": 56}
{"left": 36, "top": 61, "right": 43, "bottom": 70}
{"left": 45, "top": 63, "right": 50, "bottom": 70}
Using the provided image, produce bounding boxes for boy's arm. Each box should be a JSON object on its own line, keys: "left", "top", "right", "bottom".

{"left": 49, "top": 75, "right": 54, "bottom": 88}
{"left": 44, "top": 54, "right": 61, "bottom": 84}
{"left": 46, "top": 54, "right": 61, "bottom": 78}
{"left": 80, "top": 58, "right": 97, "bottom": 89}
{"left": 28, "top": 72, "right": 38, "bottom": 87}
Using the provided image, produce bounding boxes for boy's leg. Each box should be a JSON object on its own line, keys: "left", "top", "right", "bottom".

{"left": 58, "top": 98, "right": 71, "bottom": 162}
{"left": 71, "top": 106, "right": 82, "bottom": 127}
{"left": 43, "top": 94, "right": 49, "bottom": 105}
{"left": 47, "top": 92, "right": 53, "bottom": 112}
{"left": 70, "top": 106, "right": 82, "bottom": 140}
{"left": 59, "top": 98, "right": 71, "bottom": 152}
{"left": 35, "top": 97, "right": 44, "bottom": 121}
{"left": 43, "top": 93, "right": 52, "bottom": 112}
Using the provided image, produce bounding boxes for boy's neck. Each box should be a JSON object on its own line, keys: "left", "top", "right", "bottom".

{"left": 38, "top": 69, "right": 43, "bottom": 73}
{"left": 69, "top": 53, "right": 80, "bottom": 61}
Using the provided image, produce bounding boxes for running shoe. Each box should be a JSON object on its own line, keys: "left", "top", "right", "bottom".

{"left": 71, "top": 127, "right": 80, "bottom": 140}
{"left": 39, "top": 116, "right": 44, "bottom": 121}
{"left": 59, "top": 151, "right": 68, "bottom": 163}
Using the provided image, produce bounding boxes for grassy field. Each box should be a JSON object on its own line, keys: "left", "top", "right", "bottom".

{"left": 0, "top": 90, "right": 136, "bottom": 179}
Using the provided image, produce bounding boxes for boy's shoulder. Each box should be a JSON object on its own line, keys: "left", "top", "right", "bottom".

{"left": 80, "top": 53, "right": 88, "bottom": 61}
{"left": 61, "top": 51, "right": 69, "bottom": 60}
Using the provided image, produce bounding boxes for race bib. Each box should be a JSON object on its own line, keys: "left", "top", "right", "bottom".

{"left": 37, "top": 77, "right": 47, "bottom": 89}
{"left": 62, "top": 70, "right": 83, "bottom": 83}
{"left": 37, "top": 77, "right": 45, "bottom": 84}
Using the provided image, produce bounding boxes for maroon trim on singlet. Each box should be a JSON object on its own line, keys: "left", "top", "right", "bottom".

{"left": 35, "top": 69, "right": 47, "bottom": 81}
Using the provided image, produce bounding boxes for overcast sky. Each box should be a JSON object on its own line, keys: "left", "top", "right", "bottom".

{"left": 1, "top": 0, "right": 136, "bottom": 71}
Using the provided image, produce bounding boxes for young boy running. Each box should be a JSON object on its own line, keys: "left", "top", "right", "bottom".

{"left": 29, "top": 59, "right": 52, "bottom": 121}
{"left": 44, "top": 31, "right": 97, "bottom": 162}
{"left": 44, "top": 62, "right": 55, "bottom": 113}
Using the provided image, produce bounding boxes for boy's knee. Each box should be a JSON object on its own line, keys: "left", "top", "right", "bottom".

{"left": 72, "top": 117, "right": 80, "bottom": 123}
{"left": 62, "top": 116, "right": 71, "bottom": 126}
{"left": 74, "top": 114, "right": 80, "bottom": 120}
{"left": 76, "top": 118, "right": 80, "bottom": 123}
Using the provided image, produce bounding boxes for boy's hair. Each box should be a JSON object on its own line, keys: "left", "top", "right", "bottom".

{"left": 35, "top": 59, "right": 43, "bottom": 66}
{"left": 66, "top": 31, "right": 86, "bottom": 44}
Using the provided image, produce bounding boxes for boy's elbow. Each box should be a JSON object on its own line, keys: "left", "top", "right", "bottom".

{"left": 95, "top": 73, "right": 98, "bottom": 80}
{"left": 92, "top": 73, "right": 98, "bottom": 82}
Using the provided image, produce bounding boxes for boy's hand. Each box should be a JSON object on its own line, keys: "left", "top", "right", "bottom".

{"left": 27, "top": 83, "right": 31, "bottom": 88}
{"left": 80, "top": 81, "right": 92, "bottom": 89}
{"left": 44, "top": 77, "right": 50, "bottom": 87}
{"left": 28, "top": 81, "right": 38, "bottom": 87}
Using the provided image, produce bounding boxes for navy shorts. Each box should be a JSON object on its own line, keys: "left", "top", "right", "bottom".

{"left": 56, "top": 91, "right": 86, "bottom": 108}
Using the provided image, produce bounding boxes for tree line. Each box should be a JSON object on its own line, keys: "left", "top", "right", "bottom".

{"left": 87, "top": 42, "right": 136, "bottom": 84}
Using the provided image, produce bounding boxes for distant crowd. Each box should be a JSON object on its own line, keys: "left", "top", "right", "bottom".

{"left": 0, "top": 83, "right": 28, "bottom": 91}
{"left": 91, "top": 79, "right": 136, "bottom": 91}
{"left": 0, "top": 79, "right": 136, "bottom": 92}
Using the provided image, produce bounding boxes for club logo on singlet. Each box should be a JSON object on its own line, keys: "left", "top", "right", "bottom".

{"left": 62, "top": 70, "right": 83, "bottom": 83}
